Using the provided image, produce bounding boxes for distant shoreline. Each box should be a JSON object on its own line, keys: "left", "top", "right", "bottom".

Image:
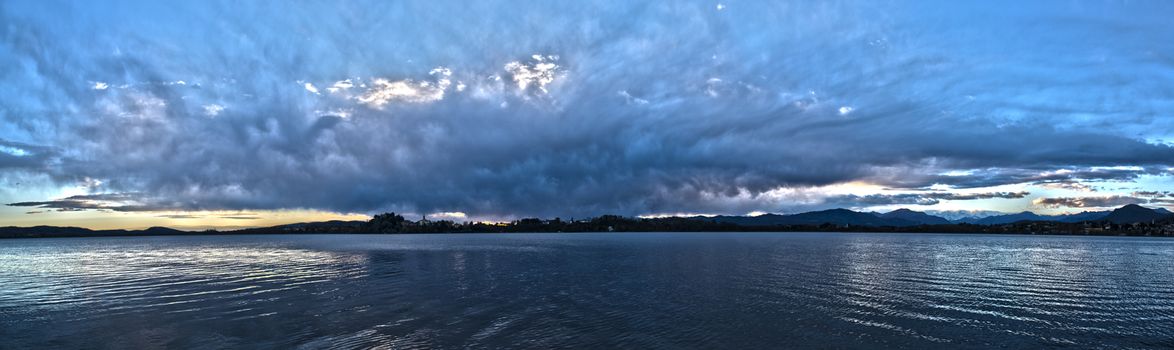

{"left": 5, "top": 205, "right": 1173, "bottom": 239}
{"left": 2, "top": 224, "right": 1170, "bottom": 240}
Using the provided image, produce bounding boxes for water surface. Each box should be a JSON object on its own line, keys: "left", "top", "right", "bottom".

{"left": 2, "top": 232, "right": 1173, "bottom": 348}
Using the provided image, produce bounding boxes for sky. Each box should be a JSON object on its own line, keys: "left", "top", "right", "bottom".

{"left": 1, "top": 0, "right": 1173, "bottom": 229}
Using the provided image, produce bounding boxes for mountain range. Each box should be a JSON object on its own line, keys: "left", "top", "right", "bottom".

{"left": 702, "top": 204, "right": 1173, "bottom": 227}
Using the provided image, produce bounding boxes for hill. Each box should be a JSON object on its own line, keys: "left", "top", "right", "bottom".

{"left": 955, "top": 210, "right": 1109, "bottom": 225}
{"left": 880, "top": 209, "right": 951, "bottom": 225}
{"left": 1102, "top": 204, "right": 1170, "bottom": 224}
{"left": 708, "top": 208, "right": 919, "bottom": 227}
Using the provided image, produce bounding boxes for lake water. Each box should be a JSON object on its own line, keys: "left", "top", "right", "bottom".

{"left": 2, "top": 232, "right": 1173, "bottom": 349}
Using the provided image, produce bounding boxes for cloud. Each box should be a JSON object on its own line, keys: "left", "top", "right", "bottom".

{"left": 1032, "top": 196, "right": 1149, "bottom": 208}
{"left": 154, "top": 213, "right": 259, "bottom": 220}
{"left": 9, "top": 199, "right": 103, "bottom": 210}
{"left": 925, "top": 209, "right": 1006, "bottom": 221}
{"left": 617, "top": 90, "right": 648, "bottom": 105}
{"left": 0, "top": 144, "right": 29, "bottom": 157}
{"left": 504, "top": 55, "right": 561, "bottom": 95}
{"left": 2, "top": 1, "right": 1174, "bottom": 219}
{"left": 880, "top": 167, "right": 1168, "bottom": 190}
{"left": 327, "top": 80, "right": 355, "bottom": 93}
{"left": 1133, "top": 191, "right": 1172, "bottom": 198}
{"left": 827, "top": 191, "right": 1030, "bottom": 207}
{"left": 1040, "top": 181, "right": 1097, "bottom": 192}
{"left": 428, "top": 211, "right": 467, "bottom": 220}
{"left": 0, "top": 139, "right": 57, "bottom": 171}
{"left": 7, "top": 193, "right": 159, "bottom": 212}
{"left": 354, "top": 67, "right": 452, "bottom": 108}
{"left": 303, "top": 82, "right": 320, "bottom": 95}
{"left": 203, "top": 104, "right": 224, "bottom": 117}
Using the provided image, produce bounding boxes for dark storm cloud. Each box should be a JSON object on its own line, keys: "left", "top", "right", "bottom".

{"left": 2, "top": 1, "right": 1174, "bottom": 217}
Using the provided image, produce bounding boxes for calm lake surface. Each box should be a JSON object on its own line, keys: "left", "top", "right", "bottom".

{"left": 2, "top": 232, "right": 1173, "bottom": 349}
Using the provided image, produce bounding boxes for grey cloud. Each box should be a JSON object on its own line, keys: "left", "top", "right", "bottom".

{"left": 1133, "top": 191, "right": 1173, "bottom": 198}
{"left": 2, "top": 1, "right": 1174, "bottom": 218}
{"left": 1041, "top": 181, "right": 1099, "bottom": 192}
{"left": 1033, "top": 196, "right": 1149, "bottom": 208}
{"left": 7, "top": 193, "right": 181, "bottom": 212}
{"left": 925, "top": 210, "right": 1007, "bottom": 221}
{"left": 155, "top": 214, "right": 259, "bottom": 220}
{"left": 8, "top": 199, "right": 106, "bottom": 210}
{"left": 876, "top": 167, "right": 1168, "bottom": 190}
{"left": 827, "top": 191, "right": 1030, "bottom": 207}
{"left": 0, "top": 139, "right": 57, "bottom": 171}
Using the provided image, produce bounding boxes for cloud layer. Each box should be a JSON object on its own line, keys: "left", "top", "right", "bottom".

{"left": 2, "top": 1, "right": 1174, "bottom": 219}
{"left": 829, "top": 192, "right": 1031, "bottom": 207}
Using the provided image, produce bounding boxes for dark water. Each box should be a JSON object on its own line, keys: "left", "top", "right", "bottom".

{"left": 2, "top": 233, "right": 1173, "bottom": 349}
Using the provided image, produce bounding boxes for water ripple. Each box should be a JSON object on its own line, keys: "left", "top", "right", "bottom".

{"left": 1, "top": 233, "right": 1173, "bottom": 348}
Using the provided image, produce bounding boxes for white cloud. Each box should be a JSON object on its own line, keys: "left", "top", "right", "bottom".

{"left": 618, "top": 90, "right": 649, "bottom": 105}
{"left": 430, "top": 67, "right": 452, "bottom": 77}
{"left": 504, "top": 54, "right": 561, "bottom": 94}
{"left": 705, "top": 78, "right": 723, "bottom": 97}
{"left": 327, "top": 79, "right": 354, "bottom": 93}
{"left": 316, "top": 108, "right": 353, "bottom": 119}
{"left": 304, "top": 82, "right": 320, "bottom": 94}
{"left": 838, "top": 106, "right": 854, "bottom": 115}
{"left": 429, "top": 211, "right": 468, "bottom": 220}
{"left": 356, "top": 67, "right": 452, "bottom": 109}
{"left": 92, "top": 82, "right": 109, "bottom": 90}
{"left": 0, "top": 145, "right": 29, "bottom": 157}
{"left": 203, "top": 104, "right": 225, "bottom": 117}
{"left": 82, "top": 177, "right": 104, "bottom": 189}
{"left": 358, "top": 79, "right": 435, "bottom": 107}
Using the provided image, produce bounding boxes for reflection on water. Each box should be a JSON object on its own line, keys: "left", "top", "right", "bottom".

{"left": 2, "top": 233, "right": 1173, "bottom": 348}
